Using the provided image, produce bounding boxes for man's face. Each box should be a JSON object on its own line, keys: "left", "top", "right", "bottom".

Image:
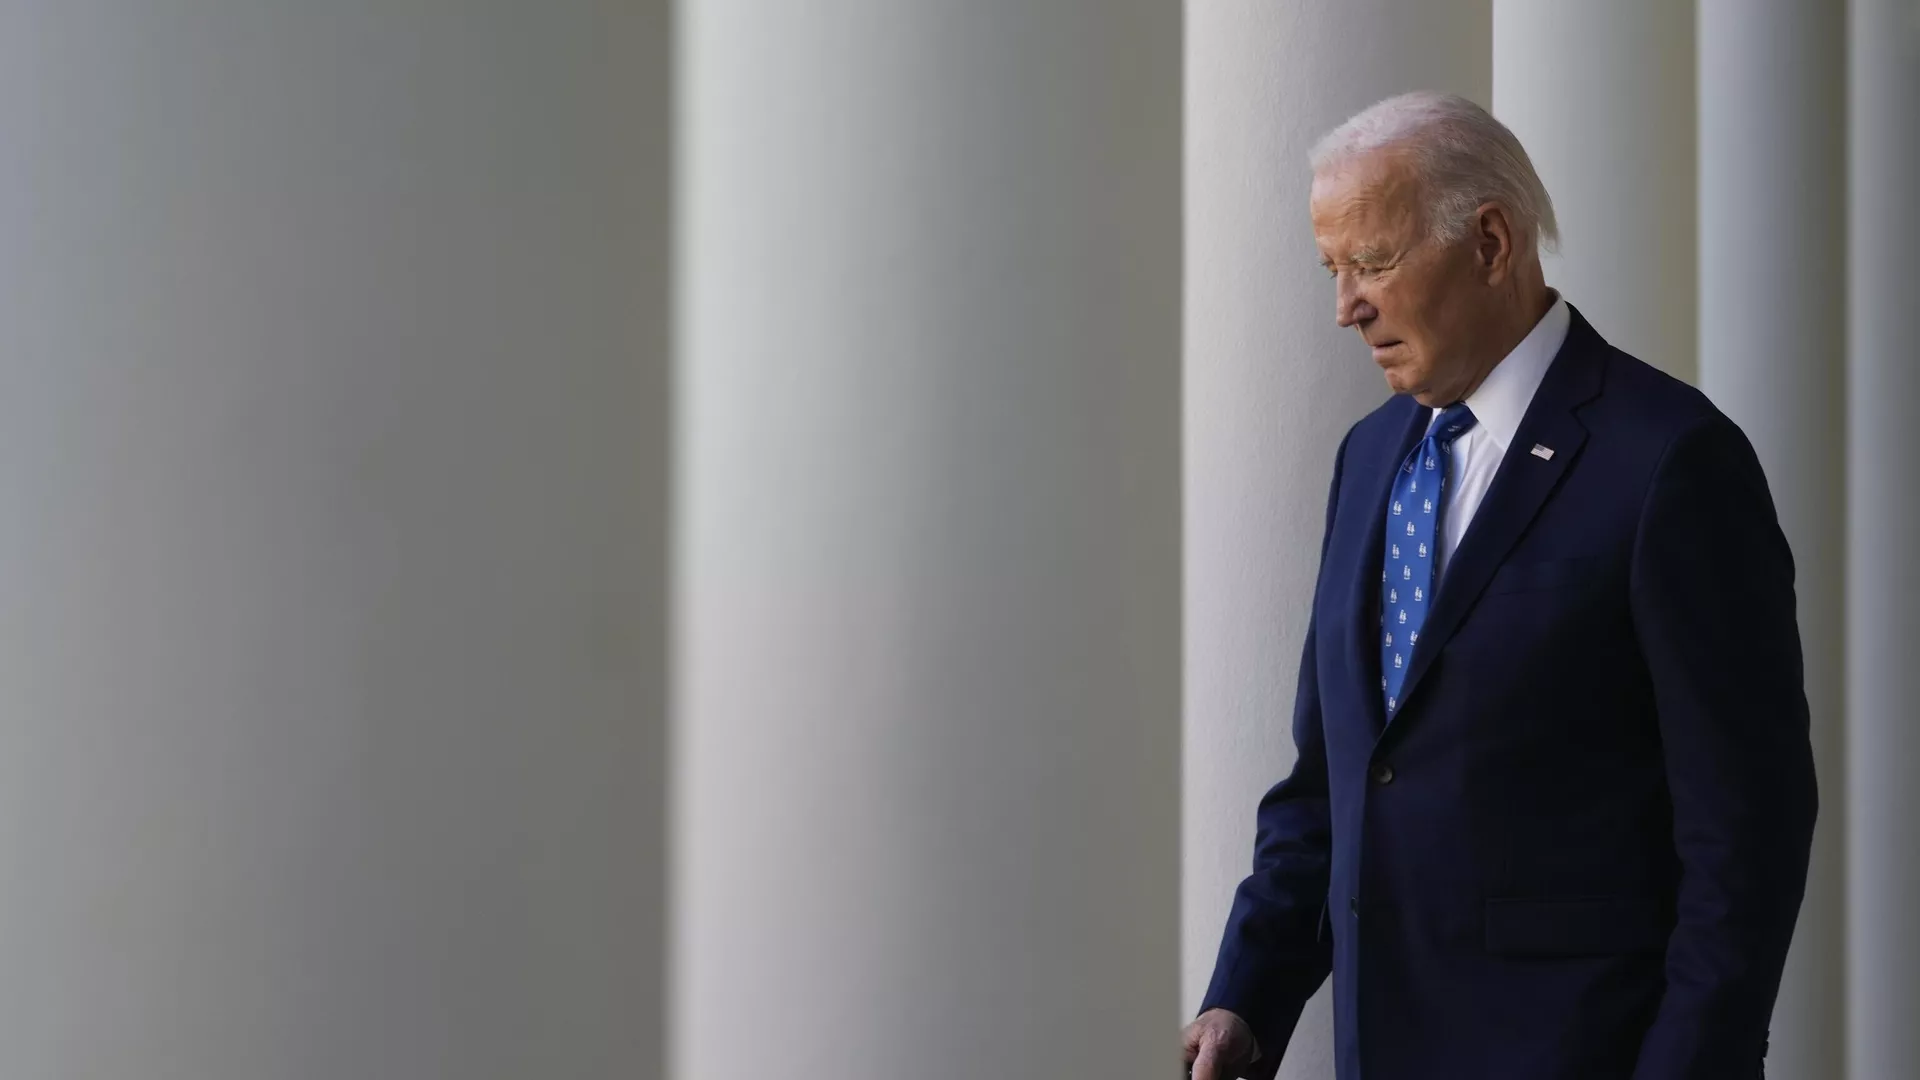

{"left": 1311, "top": 152, "right": 1488, "bottom": 406}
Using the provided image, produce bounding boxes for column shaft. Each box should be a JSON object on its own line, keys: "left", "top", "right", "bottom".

{"left": 1697, "top": 3, "right": 1846, "bottom": 1076}
{"left": 1494, "top": 0, "right": 1698, "bottom": 380}
{"left": 673, "top": 4, "right": 1182, "bottom": 1077}
{"left": 0, "top": 5, "right": 668, "bottom": 1077}
{"left": 1847, "top": 3, "right": 1920, "bottom": 1076}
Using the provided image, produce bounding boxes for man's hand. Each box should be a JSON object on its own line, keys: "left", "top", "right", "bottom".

{"left": 1181, "top": 1008, "right": 1258, "bottom": 1080}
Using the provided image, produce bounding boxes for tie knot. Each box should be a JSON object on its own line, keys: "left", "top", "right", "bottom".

{"left": 1432, "top": 403, "right": 1477, "bottom": 443}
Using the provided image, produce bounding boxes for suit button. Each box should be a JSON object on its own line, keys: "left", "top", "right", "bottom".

{"left": 1371, "top": 763, "right": 1395, "bottom": 785}
{"left": 1349, "top": 897, "right": 1360, "bottom": 918}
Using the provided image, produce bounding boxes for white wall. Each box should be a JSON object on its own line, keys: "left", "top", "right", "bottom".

{"left": 1183, "top": 5, "right": 1490, "bottom": 1076}
{"left": 0, "top": 5, "right": 667, "bottom": 1078}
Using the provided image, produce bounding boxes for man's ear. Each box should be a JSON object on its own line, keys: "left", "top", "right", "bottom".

{"left": 1473, "top": 202, "right": 1518, "bottom": 285}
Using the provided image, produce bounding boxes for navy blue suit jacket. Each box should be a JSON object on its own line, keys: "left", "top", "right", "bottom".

{"left": 1202, "top": 308, "right": 1817, "bottom": 1080}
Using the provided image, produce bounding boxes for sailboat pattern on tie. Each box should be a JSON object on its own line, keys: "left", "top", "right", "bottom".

{"left": 1382, "top": 402, "right": 1477, "bottom": 716}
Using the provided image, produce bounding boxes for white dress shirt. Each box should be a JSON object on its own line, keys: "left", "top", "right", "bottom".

{"left": 1431, "top": 294, "right": 1570, "bottom": 579}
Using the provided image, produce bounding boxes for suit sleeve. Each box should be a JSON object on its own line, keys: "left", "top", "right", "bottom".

{"left": 1627, "top": 413, "right": 1819, "bottom": 1080}
{"left": 1197, "top": 430, "right": 1348, "bottom": 1076}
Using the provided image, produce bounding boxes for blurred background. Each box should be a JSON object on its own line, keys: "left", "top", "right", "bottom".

{"left": 0, "top": 2, "right": 1909, "bottom": 1079}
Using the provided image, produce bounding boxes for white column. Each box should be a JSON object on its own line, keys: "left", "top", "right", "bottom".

{"left": 1184, "top": 5, "right": 1489, "bottom": 1076}
{"left": 1848, "top": 4, "right": 1920, "bottom": 1077}
{"left": 0, "top": 5, "right": 667, "bottom": 1077}
{"left": 672, "top": 5, "right": 1180, "bottom": 1078}
{"left": 1696, "top": 4, "right": 1846, "bottom": 1077}
{"left": 1495, "top": 0, "right": 1698, "bottom": 381}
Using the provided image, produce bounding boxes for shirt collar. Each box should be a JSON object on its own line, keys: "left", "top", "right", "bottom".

{"left": 1433, "top": 293, "right": 1570, "bottom": 452}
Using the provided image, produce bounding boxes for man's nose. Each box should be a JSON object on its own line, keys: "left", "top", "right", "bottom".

{"left": 1335, "top": 276, "right": 1377, "bottom": 328}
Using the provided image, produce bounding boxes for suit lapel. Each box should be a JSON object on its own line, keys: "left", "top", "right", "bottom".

{"left": 1387, "top": 308, "right": 1609, "bottom": 725}
{"left": 1346, "top": 396, "right": 1432, "bottom": 739}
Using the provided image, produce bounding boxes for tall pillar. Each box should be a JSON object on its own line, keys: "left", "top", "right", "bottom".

{"left": 1847, "top": 3, "right": 1920, "bottom": 1077}
{"left": 0, "top": 4, "right": 666, "bottom": 1078}
{"left": 1184, "top": 5, "right": 1490, "bottom": 1076}
{"left": 1696, "top": 4, "right": 1846, "bottom": 1077}
{"left": 672, "top": 5, "right": 1180, "bottom": 1078}
{"left": 1494, "top": 0, "right": 1698, "bottom": 381}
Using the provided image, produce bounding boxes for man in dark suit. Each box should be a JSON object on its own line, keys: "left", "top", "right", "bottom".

{"left": 1181, "top": 92, "right": 1817, "bottom": 1080}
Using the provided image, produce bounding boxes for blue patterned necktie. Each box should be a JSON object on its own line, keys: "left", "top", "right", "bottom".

{"left": 1381, "top": 403, "right": 1477, "bottom": 715}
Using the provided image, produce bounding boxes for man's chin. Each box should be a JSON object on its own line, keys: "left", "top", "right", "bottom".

{"left": 1381, "top": 368, "right": 1422, "bottom": 399}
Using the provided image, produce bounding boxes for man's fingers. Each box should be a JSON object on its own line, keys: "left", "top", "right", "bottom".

{"left": 1190, "top": 1042, "right": 1222, "bottom": 1080}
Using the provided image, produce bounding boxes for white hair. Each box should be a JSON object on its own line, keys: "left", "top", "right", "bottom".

{"left": 1310, "top": 91, "right": 1560, "bottom": 255}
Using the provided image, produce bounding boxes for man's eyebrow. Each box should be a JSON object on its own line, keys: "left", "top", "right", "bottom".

{"left": 1320, "top": 247, "right": 1390, "bottom": 270}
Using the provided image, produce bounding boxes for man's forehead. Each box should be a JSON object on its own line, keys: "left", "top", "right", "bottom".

{"left": 1313, "top": 149, "right": 1420, "bottom": 211}
{"left": 1312, "top": 148, "right": 1414, "bottom": 198}
{"left": 1313, "top": 198, "right": 1414, "bottom": 255}
{"left": 1312, "top": 159, "right": 1422, "bottom": 251}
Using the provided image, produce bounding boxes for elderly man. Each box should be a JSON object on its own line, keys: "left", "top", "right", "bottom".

{"left": 1181, "top": 93, "right": 1816, "bottom": 1080}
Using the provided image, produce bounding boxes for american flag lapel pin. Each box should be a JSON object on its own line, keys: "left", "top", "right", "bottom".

{"left": 1530, "top": 444, "right": 1555, "bottom": 461}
